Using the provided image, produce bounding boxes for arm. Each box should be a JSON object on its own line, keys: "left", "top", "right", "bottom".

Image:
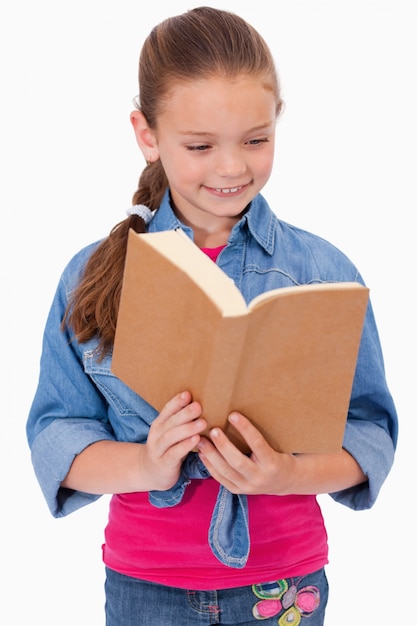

{"left": 61, "top": 391, "right": 206, "bottom": 495}
{"left": 197, "top": 412, "right": 367, "bottom": 496}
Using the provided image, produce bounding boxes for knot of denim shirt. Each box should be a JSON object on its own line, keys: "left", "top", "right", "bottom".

{"left": 148, "top": 452, "right": 250, "bottom": 568}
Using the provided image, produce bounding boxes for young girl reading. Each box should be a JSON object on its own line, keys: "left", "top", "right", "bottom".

{"left": 27, "top": 7, "right": 398, "bottom": 625}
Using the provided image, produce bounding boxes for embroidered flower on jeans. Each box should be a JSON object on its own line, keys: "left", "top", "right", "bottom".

{"left": 251, "top": 578, "right": 320, "bottom": 622}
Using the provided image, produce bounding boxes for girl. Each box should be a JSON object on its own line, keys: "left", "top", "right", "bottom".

{"left": 27, "top": 7, "right": 397, "bottom": 625}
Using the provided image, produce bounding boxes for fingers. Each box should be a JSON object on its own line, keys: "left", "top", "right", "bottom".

{"left": 197, "top": 435, "right": 244, "bottom": 492}
{"left": 149, "top": 391, "right": 206, "bottom": 455}
{"left": 157, "top": 391, "right": 198, "bottom": 423}
{"left": 215, "top": 412, "right": 269, "bottom": 458}
{"left": 197, "top": 412, "right": 275, "bottom": 493}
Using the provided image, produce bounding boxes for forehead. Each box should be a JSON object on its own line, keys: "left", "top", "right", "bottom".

{"left": 158, "top": 76, "right": 277, "bottom": 123}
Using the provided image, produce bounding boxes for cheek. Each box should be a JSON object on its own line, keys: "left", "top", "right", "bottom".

{"left": 256, "top": 150, "right": 275, "bottom": 180}
{"left": 161, "top": 155, "right": 204, "bottom": 187}
{"left": 174, "top": 157, "right": 207, "bottom": 182}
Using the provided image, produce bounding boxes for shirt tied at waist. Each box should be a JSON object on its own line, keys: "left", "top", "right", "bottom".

{"left": 148, "top": 452, "right": 250, "bottom": 568}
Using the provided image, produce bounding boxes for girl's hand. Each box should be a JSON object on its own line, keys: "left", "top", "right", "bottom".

{"left": 144, "top": 391, "right": 207, "bottom": 491}
{"left": 196, "top": 412, "right": 295, "bottom": 496}
{"left": 196, "top": 412, "right": 367, "bottom": 496}
{"left": 61, "top": 390, "right": 206, "bottom": 496}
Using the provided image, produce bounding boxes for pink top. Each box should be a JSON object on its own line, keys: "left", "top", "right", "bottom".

{"left": 102, "top": 245, "right": 328, "bottom": 588}
{"left": 200, "top": 245, "right": 226, "bottom": 261}
{"left": 103, "top": 480, "right": 328, "bottom": 589}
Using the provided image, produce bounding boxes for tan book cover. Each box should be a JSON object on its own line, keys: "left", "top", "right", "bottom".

{"left": 111, "top": 229, "right": 369, "bottom": 454}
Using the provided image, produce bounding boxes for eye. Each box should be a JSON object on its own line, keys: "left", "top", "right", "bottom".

{"left": 246, "top": 137, "right": 270, "bottom": 146}
{"left": 186, "top": 144, "right": 211, "bottom": 152}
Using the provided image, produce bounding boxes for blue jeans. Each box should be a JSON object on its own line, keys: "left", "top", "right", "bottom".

{"left": 105, "top": 567, "right": 328, "bottom": 625}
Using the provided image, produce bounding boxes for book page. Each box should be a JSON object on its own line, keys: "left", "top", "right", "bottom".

{"left": 248, "top": 281, "right": 367, "bottom": 311}
{"left": 137, "top": 231, "right": 247, "bottom": 316}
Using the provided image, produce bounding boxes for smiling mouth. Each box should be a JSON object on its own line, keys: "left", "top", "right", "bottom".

{"left": 208, "top": 184, "right": 247, "bottom": 194}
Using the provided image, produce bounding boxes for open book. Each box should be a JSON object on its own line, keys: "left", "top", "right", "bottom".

{"left": 111, "top": 229, "right": 369, "bottom": 453}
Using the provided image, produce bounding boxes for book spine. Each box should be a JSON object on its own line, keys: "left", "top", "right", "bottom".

{"left": 197, "top": 316, "right": 248, "bottom": 439}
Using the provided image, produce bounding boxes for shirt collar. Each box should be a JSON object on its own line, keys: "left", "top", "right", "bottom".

{"left": 231, "top": 193, "right": 277, "bottom": 255}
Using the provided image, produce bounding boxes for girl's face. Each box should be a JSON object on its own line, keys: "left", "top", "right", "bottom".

{"left": 135, "top": 76, "right": 277, "bottom": 237}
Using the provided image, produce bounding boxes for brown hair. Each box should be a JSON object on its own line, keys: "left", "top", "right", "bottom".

{"left": 64, "top": 6, "right": 283, "bottom": 356}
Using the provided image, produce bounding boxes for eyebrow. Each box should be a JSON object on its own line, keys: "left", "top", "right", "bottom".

{"left": 178, "top": 123, "right": 275, "bottom": 137}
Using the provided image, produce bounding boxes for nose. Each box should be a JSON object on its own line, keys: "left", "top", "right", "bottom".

{"left": 214, "top": 148, "right": 246, "bottom": 178}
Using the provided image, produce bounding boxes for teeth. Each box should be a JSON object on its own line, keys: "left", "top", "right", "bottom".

{"left": 215, "top": 186, "right": 242, "bottom": 194}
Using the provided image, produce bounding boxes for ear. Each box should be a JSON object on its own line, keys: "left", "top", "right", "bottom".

{"left": 130, "top": 110, "right": 159, "bottom": 162}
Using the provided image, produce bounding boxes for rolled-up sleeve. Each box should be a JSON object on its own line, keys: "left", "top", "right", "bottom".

{"left": 29, "top": 418, "right": 114, "bottom": 517}
{"left": 27, "top": 249, "right": 116, "bottom": 517}
{"left": 330, "top": 300, "right": 398, "bottom": 510}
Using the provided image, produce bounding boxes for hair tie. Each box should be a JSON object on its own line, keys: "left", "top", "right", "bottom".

{"left": 126, "top": 204, "right": 154, "bottom": 224}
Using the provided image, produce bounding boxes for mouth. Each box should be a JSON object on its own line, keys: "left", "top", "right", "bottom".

{"left": 215, "top": 186, "right": 242, "bottom": 194}
{"left": 206, "top": 183, "right": 249, "bottom": 196}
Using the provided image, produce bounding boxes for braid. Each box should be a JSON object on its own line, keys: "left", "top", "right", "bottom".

{"left": 63, "top": 213, "right": 147, "bottom": 357}
{"left": 132, "top": 160, "right": 168, "bottom": 209}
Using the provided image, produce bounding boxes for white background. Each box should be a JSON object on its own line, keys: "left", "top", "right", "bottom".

{"left": 1, "top": 1, "right": 416, "bottom": 624}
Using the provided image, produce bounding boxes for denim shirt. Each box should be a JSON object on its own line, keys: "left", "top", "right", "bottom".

{"left": 27, "top": 191, "right": 398, "bottom": 566}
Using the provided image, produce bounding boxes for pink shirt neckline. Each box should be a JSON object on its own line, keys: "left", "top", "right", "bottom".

{"left": 201, "top": 245, "right": 226, "bottom": 262}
